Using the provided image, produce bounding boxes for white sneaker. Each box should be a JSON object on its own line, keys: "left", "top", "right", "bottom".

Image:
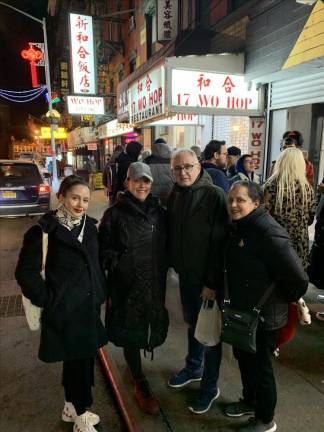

{"left": 73, "top": 412, "right": 99, "bottom": 432}
{"left": 62, "top": 402, "right": 100, "bottom": 426}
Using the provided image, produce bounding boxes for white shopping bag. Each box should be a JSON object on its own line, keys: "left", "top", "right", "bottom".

{"left": 194, "top": 300, "right": 222, "bottom": 346}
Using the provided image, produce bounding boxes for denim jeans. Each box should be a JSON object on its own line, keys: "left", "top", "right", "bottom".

{"left": 179, "top": 273, "right": 222, "bottom": 395}
{"left": 233, "top": 327, "right": 279, "bottom": 423}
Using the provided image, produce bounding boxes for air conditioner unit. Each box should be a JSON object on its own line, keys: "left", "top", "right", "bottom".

{"left": 129, "top": 15, "right": 136, "bottom": 32}
{"left": 296, "top": 0, "right": 317, "bottom": 5}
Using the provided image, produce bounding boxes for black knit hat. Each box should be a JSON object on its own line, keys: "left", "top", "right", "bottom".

{"left": 227, "top": 146, "right": 241, "bottom": 156}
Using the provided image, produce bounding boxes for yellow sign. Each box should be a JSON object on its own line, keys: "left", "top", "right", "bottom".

{"left": 94, "top": 172, "right": 104, "bottom": 189}
{"left": 283, "top": 1, "right": 324, "bottom": 70}
{"left": 40, "top": 127, "right": 67, "bottom": 139}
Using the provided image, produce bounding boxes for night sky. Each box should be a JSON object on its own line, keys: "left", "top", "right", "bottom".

{"left": 0, "top": 0, "right": 49, "bottom": 134}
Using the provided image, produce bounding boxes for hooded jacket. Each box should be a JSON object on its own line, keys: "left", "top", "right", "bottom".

{"left": 230, "top": 156, "right": 260, "bottom": 184}
{"left": 226, "top": 206, "right": 308, "bottom": 330}
{"left": 145, "top": 141, "right": 173, "bottom": 206}
{"left": 167, "top": 169, "right": 229, "bottom": 289}
{"left": 98, "top": 191, "right": 169, "bottom": 350}
{"left": 15, "top": 212, "right": 108, "bottom": 362}
{"left": 115, "top": 141, "right": 143, "bottom": 193}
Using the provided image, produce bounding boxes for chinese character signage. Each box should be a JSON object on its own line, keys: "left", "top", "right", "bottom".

{"left": 171, "top": 69, "right": 262, "bottom": 116}
{"left": 69, "top": 13, "right": 96, "bottom": 94}
{"left": 67, "top": 95, "right": 104, "bottom": 115}
{"left": 128, "top": 65, "right": 165, "bottom": 124}
{"left": 60, "top": 62, "right": 69, "bottom": 96}
{"left": 249, "top": 118, "right": 265, "bottom": 177}
{"left": 157, "top": 0, "right": 178, "bottom": 41}
{"left": 98, "top": 119, "right": 134, "bottom": 139}
{"left": 40, "top": 127, "right": 67, "bottom": 139}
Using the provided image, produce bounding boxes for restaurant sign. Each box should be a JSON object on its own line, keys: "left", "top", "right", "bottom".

{"left": 98, "top": 119, "right": 134, "bottom": 139}
{"left": 69, "top": 13, "right": 96, "bottom": 94}
{"left": 170, "top": 69, "right": 262, "bottom": 116}
{"left": 128, "top": 65, "right": 165, "bottom": 124}
{"left": 67, "top": 95, "right": 104, "bottom": 115}
{"left": 248, "top": 117, "right": 266, "bottom": 177}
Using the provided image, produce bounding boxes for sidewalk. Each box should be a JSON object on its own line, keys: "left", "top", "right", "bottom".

{"left": 88, "top": 191, "right": 324, "bottom": 432}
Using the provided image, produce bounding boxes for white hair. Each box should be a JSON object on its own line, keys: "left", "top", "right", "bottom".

{"left": 171, "top": 148, "right": 198, "bottom": 163}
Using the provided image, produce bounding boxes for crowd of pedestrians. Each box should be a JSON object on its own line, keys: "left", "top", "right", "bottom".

{"left": 15, "top": 130, "right": 323, "bottom": 432}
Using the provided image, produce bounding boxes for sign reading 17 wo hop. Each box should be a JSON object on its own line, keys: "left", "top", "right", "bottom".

{"left": 69, "top": 13, "right": 96, "bottom": 94}
{"left": 249, "top": 117, "right": 266, "bottom": 177}
{"left": 128, "top": 65, "right": 165, "bottom": 124}
{"left": 171, "top": 69, "right": 262, "bottom": 116}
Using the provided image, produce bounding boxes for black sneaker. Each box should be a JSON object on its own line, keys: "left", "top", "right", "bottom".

{"left": 188, "top": 388, "right": 220, "bottom": 414}
{"left": 168, "top": 368, "right": 202, "bottom": 388}
{"left": 225, "top": 399, "right": 255, "bottom": 417}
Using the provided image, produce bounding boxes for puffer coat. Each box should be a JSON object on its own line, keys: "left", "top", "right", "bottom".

{"left": 15, "top": 213, "right": 108, "bottom": 362}
{"left": 226, "top": 206, "right": 309, "bottom": 330}
{"left": 98, "top": 191, "right": 169, "bottom": 350}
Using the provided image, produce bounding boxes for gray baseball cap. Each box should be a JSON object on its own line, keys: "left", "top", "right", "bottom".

{"left": 127, "top": 162, "right": 153, "bottom": 182}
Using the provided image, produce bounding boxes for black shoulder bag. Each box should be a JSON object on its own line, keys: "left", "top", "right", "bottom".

{"left": 220, "top": 269, "right": 275, "bottom": 353}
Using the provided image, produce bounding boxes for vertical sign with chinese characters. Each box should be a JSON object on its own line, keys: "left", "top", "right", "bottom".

{"left": 249, "top": 117, "right": 266, "bottom": 177}
{"left": 69, "top": 13, "right": 96, "bottom": 94}
{"left": 60, "top": 62, "right": 69, "bottom": 96}
{"left": 157, "top": 0, "right": 178, "bottom": 41}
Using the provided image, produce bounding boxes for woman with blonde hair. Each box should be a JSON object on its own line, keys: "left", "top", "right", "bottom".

{"left": 264, "top": 147, "right": 315, "bottom": 269}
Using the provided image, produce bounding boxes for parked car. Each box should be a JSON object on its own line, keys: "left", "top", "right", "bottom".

{"left": 0, "top": 160, "right": 50, "bottom": 217}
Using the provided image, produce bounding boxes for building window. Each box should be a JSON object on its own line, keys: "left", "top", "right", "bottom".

{"left": 129, "top": 57, "right": 136, "bottom": 73}
{"left": 229, "top": 0, "right": 249, "bottom": 12}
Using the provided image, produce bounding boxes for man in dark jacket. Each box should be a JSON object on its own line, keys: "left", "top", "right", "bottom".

{"left": 145, "top": 138, "right": 173, "bottom": 207}
{"left": 167, "top": 149, "right": 229, "bottom": 414}
{"left": 201, "top": 140, "right": 230, "bottom": 193}
{"left": 115, "top": 141, "right": 143, "bottom": 194}
{"left": 226, "top": 146, "right": 241, "bottom": 178}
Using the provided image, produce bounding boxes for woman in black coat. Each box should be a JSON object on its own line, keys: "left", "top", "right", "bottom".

{"left": 15, "top": 176, "right": 108, "bottom": 432}
{"left": 98, "top": 162, "right": 169, "bottom": 415}
{"left": 223, "top": 181, "right": 308, "bottom": 432}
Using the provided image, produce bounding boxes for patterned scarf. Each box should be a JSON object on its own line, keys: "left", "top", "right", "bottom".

{"left": 55, "top": 204, "right": 83, "bottom": 231}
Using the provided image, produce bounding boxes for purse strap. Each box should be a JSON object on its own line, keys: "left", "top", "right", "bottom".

{"left": 224, "top": 237, "right": 276, "bottom": 314}
{"left": 39, "top": 225, "right": 48, "bottom": 280}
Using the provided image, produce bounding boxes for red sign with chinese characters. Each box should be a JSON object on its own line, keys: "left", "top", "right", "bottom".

{"left": 69, "top": 13, "right": 96, "bottom": 94}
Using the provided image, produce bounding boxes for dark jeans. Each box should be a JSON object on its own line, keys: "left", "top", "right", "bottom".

{"left": 123, "top": 347, "right": 144, "bottom": 380}
{"left": 233, "top": 328, "right": 279, "bottom": 424}
{"left": 179, "top": 273, "right": 222, "bottom": 395}
{"left": 62, "top": 358, "right": 94, "bottom": 415}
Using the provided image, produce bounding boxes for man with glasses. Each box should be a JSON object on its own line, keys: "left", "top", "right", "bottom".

{"left": 167, "top": 149, "right": 229, "bottom": 414}
{"left": 201, "top": 140, "right": 230, "bottom": 193}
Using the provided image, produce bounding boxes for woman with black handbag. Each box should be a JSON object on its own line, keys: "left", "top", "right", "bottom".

{"left": 15, "top": 175, "right": 108, "bottom": 432}
{"left": 223, "top": 181, "right": 308, "bottom": 432}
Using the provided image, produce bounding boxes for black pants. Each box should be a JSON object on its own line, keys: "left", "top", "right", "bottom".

{"left": 233, "top": 328, "right": 279, "bottom": 424}
{"left": 62, "top": 358, "right": 94, "bottom": 415}
{"left": 123, "top": 347, "right": 144, "bottom": 380}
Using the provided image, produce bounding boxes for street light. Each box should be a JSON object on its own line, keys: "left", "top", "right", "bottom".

{"left": 0, "top": 1, "right": 59, "bottom": 191}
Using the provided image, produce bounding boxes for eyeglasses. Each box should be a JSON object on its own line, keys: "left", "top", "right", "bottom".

{"left": 172, "top": 163, "right": 198, "bottom": 174}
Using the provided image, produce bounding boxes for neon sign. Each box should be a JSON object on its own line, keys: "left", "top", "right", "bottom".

{"left": 21, "top": 43, "right": 44, "bottom": 88}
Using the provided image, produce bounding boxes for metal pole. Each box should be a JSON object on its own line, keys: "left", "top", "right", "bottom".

{"left": 42, "top": 17, "right": 59, "bottom": 191}
{"left": 0, "top": 3, "right": 59, "bottom": 191}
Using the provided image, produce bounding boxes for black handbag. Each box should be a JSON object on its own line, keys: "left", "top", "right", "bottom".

{"left": 221, "top": 269, "right": 275, "bottom": 353}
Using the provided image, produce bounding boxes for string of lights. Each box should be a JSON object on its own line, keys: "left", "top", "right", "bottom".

{"left": 0, "top": 86, "right": 46, "bottom": 103}
{"left": 0, "top": 86, "right": 46, "bottom": 94}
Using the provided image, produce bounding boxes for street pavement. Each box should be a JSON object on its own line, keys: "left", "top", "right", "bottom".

{"left": 1, "top": 190, "right": 324, "bottom": 432}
